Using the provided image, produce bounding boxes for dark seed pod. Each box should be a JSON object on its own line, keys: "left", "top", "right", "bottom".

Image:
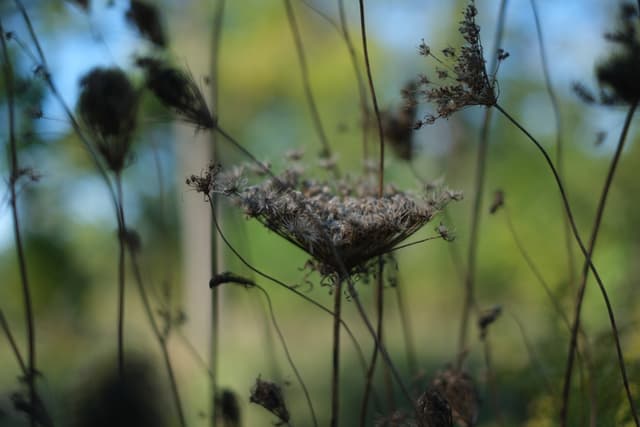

{"left": 249, "top": 377, "right": 290, "bottom": 425}
{"left": 217, "top": 389, "right": 241, "bottom": 427}
{"left": 126, "top": 0, "right": 167, "bottom": 48}
{"left": 77, "top": 67, "right": 138, "bottom": 172}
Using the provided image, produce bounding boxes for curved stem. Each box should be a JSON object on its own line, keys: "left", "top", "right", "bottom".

{"left": 357, "top": 0, "right": 384, "bottom": 196}
{"left": 560, "top": 101, "right": 639, "bottom": 427}
{"left": 529, "top": 0, "right": 575, "bottom": 287}
{"left": 494, "top": 102, "right": 638, "bottom": 427}
{"left": 283, "top": 0, "right": 335, "bottom": 166}
{"left": 115, "top": 175, "right": 126, "bottom": 378}
{"left": 1, "top": 23, "right": 36, "bottom": 427}
{"left": 330, "top": 279, "right": 343, "bottom": 427}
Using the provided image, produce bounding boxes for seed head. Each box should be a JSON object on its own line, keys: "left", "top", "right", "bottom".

{"left": 249, "top": 377, "right": 290, "bottom": 425}
{"left": 77, "top": 67, "right": 139, "bottom": 172}
{"left": 137, "top": 57, "right": 215, "bottom": 129}
{"left": 126, "top": 0, "right": 167, "bottom": 48}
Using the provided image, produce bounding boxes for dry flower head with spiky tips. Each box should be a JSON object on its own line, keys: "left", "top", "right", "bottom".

{"left": 77, "top": 67, "right": 139, "bottom": 172}
{"left": 414, "top": 1, "right": 504, "bottom": 127}
{"left": 249, "top": 377, "right": 290, "bottom": 426}
{"left": 188, "top": 162, "right": 460, "bottom": 279}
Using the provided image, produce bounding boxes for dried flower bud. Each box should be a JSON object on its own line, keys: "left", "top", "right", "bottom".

{"left": 489, "top": 190, "right": 504, "bottom": 214}
{"left": 249, "top": 377, "right": 289, "bottom": 425}
{"left": 417, "top": 389, "right": 454, "bottom": 427}
{"left": 381, "top": 81, "right": 418, "bottom": 161}
{"left": 77, "top": 67, "right": 138, "bottom": 172}
{"left": 126, "top": 0, "right": 167, "bottom": 47}
{"left": 431, "top": 368, "right": 479, "bottom": 427}
{"left": 478, "top": 305, "right": 502, "bottom": 339}
{"left": 217, "top": 389, "right": 241, "bottom": 427}
{"left": 137, "top": 57, "right": 215, "bottom": 129}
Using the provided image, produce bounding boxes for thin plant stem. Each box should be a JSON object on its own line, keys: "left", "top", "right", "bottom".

{"left": 115, "top": 175, "right": 126, "bottom": 377}
{"left": 330, "top": 278, "right": 343, "bottom": 427}
{"left": 481, "top": 333, "right": 505, "bottom": 427}
{"left": 457, "top": 0, "right": 508, "bottom": 368}
{"left": 209, "top": 1, "right": 226, "bottom": 425}
{"left": 283, "top": 0, "right": 335, "bottom": 164}
{"left": 129, "top": 249, "right": 187, "bottom": 427}
{"left": 337, "top": 0, "right": 370, "bottom": 167}
{"left": 360, "top": 259, "right": 385, "bottom": 426}
{"left": 560, "top": 100, "right": 639, "bottom": 427}
{"left": 357, "top": 0, "right": 384, "bottom": 196}
{"left": 493, "top": 102, "right": 638, "bottom": 427}
{"left": 529, "top": 0, "right": 576, "bottom": 287}
{"left": 0, "top": 308, "right": 27, "bottom": 377}
{"left": 394, "top": 276, "right": 418, "bottom": 376}
{"left": 1, "top": 23, "right": 36, "bottom": 427}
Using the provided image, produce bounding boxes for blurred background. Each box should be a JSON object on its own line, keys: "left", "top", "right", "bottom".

{"left": 0, "top": 0, "right": 639, "bottom": 426}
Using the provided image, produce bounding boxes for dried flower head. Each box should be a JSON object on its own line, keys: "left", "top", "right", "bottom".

{"left": 415, "top": 1, "right": 501, "bottom": 126}
{"left": 416, "top": 388, "right": 454, "bottom": 427}
{"left": 381, "top": 80, "right": 419, "bottom": 161}
{"left": 77, "top": 67, "right": 138, "bottom": 172}
{"left": 478, "top": 305, "right": 502, "bottom": 339}
{"left": 189, "top": 163, "right": 459, "bottom": 279}
{"left": 249, "top": 377, "right": 289, "bottom": 425}
{"left": 217, "top": 389, "right": 241, "bottom": 427}
{"left": 430, "top": 368, "right": 479, "bottom": 427}
{"left": 137, "top": 57, "right": 215, "bottom": 129}
{"left": 126, "top": 0, "right": 167, "bottom": 48}
{"left": 573, "top": 3, "right": 640, "bottom": 105}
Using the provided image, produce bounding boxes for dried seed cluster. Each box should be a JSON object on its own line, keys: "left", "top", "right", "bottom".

{"left": 249, "top": 377, "right": 290, "bottom": 425}
{"left": 414, "top": 1, "right": 502, "bottom": 126}
{"left": 187, "top": 163, "right": 460, "bottom": 278}
{"left": 77, "top": 67, "right": 138, "bottom": 172}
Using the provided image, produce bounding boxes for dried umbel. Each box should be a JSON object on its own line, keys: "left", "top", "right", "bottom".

{"left": 126, "top": 0, "right": 167, "bottom": 48}
{"left": 381, "top": 81, "right": 419, "bottom": 161}
{"left": 416, "top": 389, "right": 454, "bottom": 427}
{"left": 415, "top": 1, "right": 502, "bottom": 126}
{"left": 77, "top": 67, "right": 139, "bottom": 172}
{"left": 137, "top": 57, "right": 215, "bottom": 129}
{"left": 249, "top": 377, "right": 290, "bottom": 425}
{"left": 188, "top": 163, "right": 460, "bottom": 279}
{"left": 430, "top": 368, "right": 479, "bottom": 427}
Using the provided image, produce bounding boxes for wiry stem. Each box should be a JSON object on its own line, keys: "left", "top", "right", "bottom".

{"left": 529, "top": 0, "right": 576, "bottom": 288}
{"left": 457, "top": 0, "right": 509, "bottom": 367}
{"left": 1, "top": 23, "right": 36, "bottom": 427}
{"left": 0, "top": 308, "right": 27, "bottom": 374}
{"left": 115, "top": 175, "right": 126, "bottom": 377}
{"left": 330, "top": 279, "right": 343, "bottom": 427}
{"left": 129, "top": 250, "right": 187, "bottom": 427}
{"left": 481, "top": 333, "right": 504, "bottom": 427}
{"left": 209, "top": 1, "right": 226, "bottom": 425}
{"left": 394, "top": 275, "right": 418, "bottom": 375}
{"left": 357, "top": 0, "right": 384, "bottom": 196}
{"left": 283, "top": 0, "right": 335, "bottom": 164}
{"left": 494, "top": 103, "right": 638, "bottom": 427}
{"left": 560, "top": 101, "right": 639, "bottom": 427}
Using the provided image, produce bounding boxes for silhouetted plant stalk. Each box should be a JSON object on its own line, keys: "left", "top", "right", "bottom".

{"left": 478, "top": 307, "right": 504, "bottom": 427}
{"left": 357, "top": 0, "right": 385, "bottom": 197}
{"left": 529, "top": 0, "right": 576, "bottom": 287}
{"left": 283, "top": 0, "right": 336, "bottom": 167}
{"left": 330, "top": 278, "right": 343, "bottom": 427}
{"left": 493, "top": 103, "right": 638, "bottom": 427}
{"left": 128, "top": 243, "right": 187, "bottom": 427}
{"left": 209, "top": 1, "right": 226, "bottom": 425}
{"left": 560, "top": 100, "right": 639, "bottom": 427}
{"left": 1, "top": 22, "right": 37, "bottom": 427}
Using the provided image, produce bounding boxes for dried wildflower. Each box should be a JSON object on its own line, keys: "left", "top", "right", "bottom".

{"left": 190, "top": 164, "right": 458, "bottom": 279}
{"left": 137, "top": 57, "right": 215, "bottom": 129}
{"left": 478, "top": 305, "right": 502, "bottom": 339}
{"left": 249, "top": 377, "right": 290, "bottom": 425}
{"left": 575, "top": 3, "right": 640, "bottom": 105}
{"left": 381, "top": 81, "right": 418, "bottom": 161}
{"left": 217, "top": 389, "right": 241, "bottom": 427}
{"left": 415, "top": 1, "right": 500, "bottom": 125}
{"left": 436, "top": 223, "right": 455, "bottom": 242}
{"left": 126, "top": 0, "right": 167, "bottom": 48}
{"left": 430, "top": 368, "right": 479, "bottom": 427}
{"left": 416, "top": 389, "right": 454, "bottom": 427}
{"left": 488, "top": 190, "right": 504, "bottom": 214}
{"left": 77, "top": 67, "right": 138, "bottom": 172}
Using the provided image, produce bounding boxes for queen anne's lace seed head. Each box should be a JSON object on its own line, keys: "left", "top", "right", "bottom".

{"left": 188, "top": 163, "right": 460, "bottom": 279}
